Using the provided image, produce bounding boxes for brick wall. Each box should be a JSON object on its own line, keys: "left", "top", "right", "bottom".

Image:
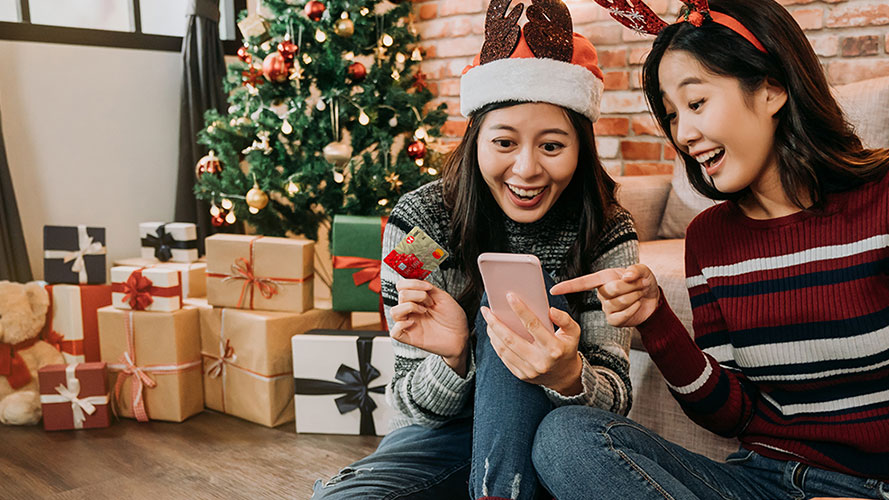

{"left": 413, "top": 0, "right": 889, "bottom": 176}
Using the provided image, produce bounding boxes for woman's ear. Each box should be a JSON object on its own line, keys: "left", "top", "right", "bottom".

{"left": 764, "top": 77, "right": 788, "bottom": 117}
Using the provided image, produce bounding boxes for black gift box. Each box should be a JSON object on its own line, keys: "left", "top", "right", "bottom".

{"left": 43, "top": 225, "right": 107, "bottom": 284}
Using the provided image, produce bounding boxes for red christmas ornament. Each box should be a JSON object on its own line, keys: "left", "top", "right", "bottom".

{"left": 196, "top": 152, "right": 222, "bottom": 179}
{"left": 237, "top": 46, "right": 251, "bottom": 63}
{"left": 277, "top": 39, "right": 298, "bottom": 61}
{"left": 407, "top": 140, "right": 427, "bottom": 160}
{"left": 347, "top": 61, "right": 367, "bottom": 82}
{"left": 263, "top": 52, "right": 290, "bottom": 83}
{"left": 305, "top": 1, "right": 326, "bottom": 21}
{"left": 211, "top": 212, "right": 227, "bottom": 227}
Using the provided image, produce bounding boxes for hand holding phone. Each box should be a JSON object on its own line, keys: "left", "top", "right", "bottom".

{"left": 477, "top": 253, "right": 554, "bottom": 343}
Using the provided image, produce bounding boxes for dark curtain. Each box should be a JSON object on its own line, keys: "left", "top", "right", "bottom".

{"left": 175, "top": 0, "right": 227, "bottom": 252}
{"left": 0, "top": 109, "right": 32, "bottom": 282}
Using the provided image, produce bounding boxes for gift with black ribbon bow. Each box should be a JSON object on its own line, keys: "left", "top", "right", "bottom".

{"left": 293, "top": 329, "right": 395, "bottom": 436}
{"left": 139, "top": 222, "right": 199, "bottom": 263}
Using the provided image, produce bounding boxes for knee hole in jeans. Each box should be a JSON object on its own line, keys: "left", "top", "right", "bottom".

{"left": 323, "top": 466, "right": 375, "bottom": 487}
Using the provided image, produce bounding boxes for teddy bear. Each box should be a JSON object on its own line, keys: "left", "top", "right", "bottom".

{"left": 0, "top": 281, "right": 65, "bottom": 425}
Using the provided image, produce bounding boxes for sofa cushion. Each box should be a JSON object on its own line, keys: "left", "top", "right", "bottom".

{"left": 614, "top": 174, "right": 672, "bottom": 242}
{"left": 657, "top": 159, "right": 717, "bottom": 239}
{"left": 631, "top": 238, "right": 693, "bottom": 350}
{"left": 833, "top": 76, "right": 889, "bottom": 149}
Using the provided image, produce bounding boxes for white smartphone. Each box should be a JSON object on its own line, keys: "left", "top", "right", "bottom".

{"left": 477, "top": 252, "right": 554, "bottom": 343}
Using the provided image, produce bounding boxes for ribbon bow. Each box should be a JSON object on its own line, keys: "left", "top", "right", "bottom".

{"left": 294, "top": 336, "right": 386, "bottom": 435}
{"left": 206, "top": 338, "right": 237, "bottom": 378}
{"left": 114, "top": 351, "right": 157, "bottom": 423}
{"left": 42, "top": 329, "right": 85, "bottom": 357}
{"left": 332, "top": 256, "right": 382, "bottom": 293}
{"left": 144, "top": 224, "right": 175, "bottom": 262}
{"left": 122, "top": 270, "right": 155, "bottom": 311}
{"left": 0, "top": 338, "right": 38, "bottom": 389}
{"left": 224, "top": 257, "right": 280, "bottom": 309}
{"left": 44, "top": 225, "right": 107, "bottom": 283}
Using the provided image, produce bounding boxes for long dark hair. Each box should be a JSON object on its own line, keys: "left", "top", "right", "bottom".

{"left": 642, "top": 0, "right": 889, "bottom": 208}
{"left": 442, "top": 100, "right": 619, "bottom": 319}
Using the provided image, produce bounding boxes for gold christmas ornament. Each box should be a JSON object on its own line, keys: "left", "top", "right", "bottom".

{"left": 246, "top": 181, "right": 270, "bottom": 210}
{"left": 322, "top": 141, "right": 353, "bottom": 166}
{"left": 335, "top": 18, "right": 354, "bottom": 37}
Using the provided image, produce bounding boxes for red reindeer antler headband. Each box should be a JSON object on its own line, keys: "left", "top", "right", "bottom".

{"left": 461, "top": 0, "right": 606, "bottom": 122}
{"left": 592, "top": 0, "right": 767, "bottom": 53}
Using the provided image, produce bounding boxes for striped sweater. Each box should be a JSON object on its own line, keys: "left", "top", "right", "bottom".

{"left": 382, "top": 180, "right": 639, "bottom": 431}
{"left": 638, "top": 171, "right": 889, "bottom": 479}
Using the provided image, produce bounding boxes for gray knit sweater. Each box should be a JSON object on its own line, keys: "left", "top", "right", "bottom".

{"left": 381, "top": 180, "right": 638, "bottom": 430}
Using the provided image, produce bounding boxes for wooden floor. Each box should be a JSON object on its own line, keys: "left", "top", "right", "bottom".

{"left": 2, "top": 411, "right": 381, "bottom": 500}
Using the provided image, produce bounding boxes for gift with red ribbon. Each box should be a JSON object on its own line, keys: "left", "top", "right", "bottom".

{"left": 97, "top": 306, "right": 203, "bottom": 422}
{"left": 114, "top": 258, "right": 207, "bottom": 298}
{"left": 331, "top": 216, "right": 388, "bottom": 321}
{"left": 198, "top": 306, "right": 349, "bottom": 427}
{"left": 41, "top": 284, "right": 112, "bottom": 364}
{"left": 111, "top": 266, "right": 183, "bottom": 312}
{"left": 206, "top": 234, "right": 314, "bottom": 313}
{"left": 39, "top": 362, "right": 111, "bottom": 431}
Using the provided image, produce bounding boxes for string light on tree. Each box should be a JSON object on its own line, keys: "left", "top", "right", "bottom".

{"left": 411, "top": 47, "right": 423, "bottom": 61}
{"left": 221, "top": 198, "right": 234, "bottom": 210}
{"left": 358, "top": 111, "right": 370, "bottom": 125}
{"left": 315, "top": 29, "right": 327, "bottom": 43}
{"left": 414, "top": 127, "right": 428, "bottom": 140}
{"left": 277, "top": 38, "right": 298, "bottom": 61}
{"left": 382, "top": 33, "right": 394, "bottom": 47}
{"left": 237, "top": 45, "right": 251, "bottom": 63}
{"left": 287, "top": 180, "right": 300, "bottom": 195}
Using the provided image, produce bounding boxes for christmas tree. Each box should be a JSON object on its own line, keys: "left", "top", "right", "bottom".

{"left": 194, "top": 0, "right": 448, "bottom": 241}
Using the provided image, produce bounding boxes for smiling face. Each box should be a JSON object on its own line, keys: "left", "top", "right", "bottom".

{"left": 658, "top": 50, "right": 786, "bottom": 195}
{"left": 476, "top": 102, "right": 580, "bottom": 223}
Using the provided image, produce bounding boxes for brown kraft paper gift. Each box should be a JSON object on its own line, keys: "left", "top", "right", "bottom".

{"left": 97, "top": 306, "right": 203, "bottom": 422}
{"left": 206, "top": 235, "right": 314, "bottom": 313}
{"left": 199, "top": 306, "right": 350, "bottom": 427}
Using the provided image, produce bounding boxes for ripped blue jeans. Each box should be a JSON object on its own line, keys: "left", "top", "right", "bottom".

{"left": 311, "top": 274, "right": 566, "bottom": 500}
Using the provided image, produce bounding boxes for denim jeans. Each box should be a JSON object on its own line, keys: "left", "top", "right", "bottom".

{"left": 532, "top": 406, "right": 889, "bottom": 500}
{"left": 312, "top": 273, "right": 567, "bottom": 500}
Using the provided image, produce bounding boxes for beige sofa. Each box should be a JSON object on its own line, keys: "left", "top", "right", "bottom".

{"left": 615, "top": 75, "right": 889, "bottom": 461}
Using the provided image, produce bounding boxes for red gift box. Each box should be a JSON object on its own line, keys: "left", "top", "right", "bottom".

{"left": 39, "top": 362, "right": 111, "bottom": 431}
{"left": 41, "top": 285, "right": 112, "bottom": 363}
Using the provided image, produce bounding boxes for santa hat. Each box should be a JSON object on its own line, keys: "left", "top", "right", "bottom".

{"left": 460, "top": 0, "right": 605, "bottom": 123}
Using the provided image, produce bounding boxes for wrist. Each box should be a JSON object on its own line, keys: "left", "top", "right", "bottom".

{"left": 549, "top": 353, "right": 584, "bottom": 396}
{"left": 443, "top": 343, "right": 470, "bottom": 378}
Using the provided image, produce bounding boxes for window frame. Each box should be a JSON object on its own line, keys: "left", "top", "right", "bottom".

{"left": 0, "top": 0, "right": 248, "bottom": 54}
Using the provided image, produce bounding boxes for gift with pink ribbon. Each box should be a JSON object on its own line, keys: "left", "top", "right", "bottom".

{"left": 97, "top": 306, "right": 203, "bottom": 422}
{"left": 206, "top": 234, "right": 314, "bottom": 313}
{"left": 111, "top": 266, "right": 183, "bottom": 312}
{"left": 43, "top": 225, "right": 107, "bottom": 285}
{"left": 41, "top": 284, "right": 112, "bottom": 364}
{"left": 38, "top": 362, "right": 111, "bottom": 431}
{"left": 199, "top": 306, "right": 350, "bottom": 427}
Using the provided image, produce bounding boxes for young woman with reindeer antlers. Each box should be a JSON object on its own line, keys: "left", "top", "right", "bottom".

{"left": 311, "top": 1, "right": 639, "bottom": 499}
{"left": 534, "top": 0, "right": 889, "bottom": 498}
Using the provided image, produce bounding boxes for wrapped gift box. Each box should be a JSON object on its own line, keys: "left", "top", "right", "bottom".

{"left": 199, "top": 307, "right": 350, "bottom": 427}
{"left": 41, "top": 284, "right": 112, "bottom": 363}
{"left": 139, "top": 222, "right": 199, "bottom": 263}
{"left": 206, "top": 234, "right": 314, "bottom": 313}
{"left": 115, "top": 258, "right": 206, "bottom": 298}
{"left": 39, "top": 362, "right": 111, "bottom": 431}
{"left": 331, "top": 216, "right": 387, "bottom": 313}
{"left": 111, "top": 266, "right": 183, "bottom": 312}
{"left": 292, "top": 329, "right": 395, "bottom": 436}
{"left": 43, "top": 225, "right": 107, "bottom": 285}
{"left": 98, "top": 306, "right": 203, "bottom": 422}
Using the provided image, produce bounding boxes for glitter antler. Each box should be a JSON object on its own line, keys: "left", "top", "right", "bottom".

{"left": 591, "top": 0, "right": 669, "bottom": 35}
{"left": 525, "top": 0, "right": 575, "bottom": 62}
{"left": 479, "top": 0, "right": 525, "bottom": 64}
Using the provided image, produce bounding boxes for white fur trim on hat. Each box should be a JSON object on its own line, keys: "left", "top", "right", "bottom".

{"left": 460, "top": 57, "right": 604, "bottom": 123}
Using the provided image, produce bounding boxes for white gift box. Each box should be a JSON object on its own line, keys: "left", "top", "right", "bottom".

{"left": 292, "top": 330, "right": 395, "bottom": 436}
{"left": 139, "top": 222, "right": 199, "bottom": 263}
{"left": 111, "top": 266, "right": 183, "bottom": 312}
{"left": 114, "top": 257, "right": 206, "bottom": 298}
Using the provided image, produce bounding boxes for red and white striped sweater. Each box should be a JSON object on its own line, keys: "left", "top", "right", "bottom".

{"left": 638, "top": 171, "right": 889, "bottom": 479}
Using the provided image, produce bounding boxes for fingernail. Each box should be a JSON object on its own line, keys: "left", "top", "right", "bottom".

{"left": 506, "top": 292, "right": 516, "bottom": 303}
{"left": 480, "top": 307, "right": 490, "bottom": 320}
